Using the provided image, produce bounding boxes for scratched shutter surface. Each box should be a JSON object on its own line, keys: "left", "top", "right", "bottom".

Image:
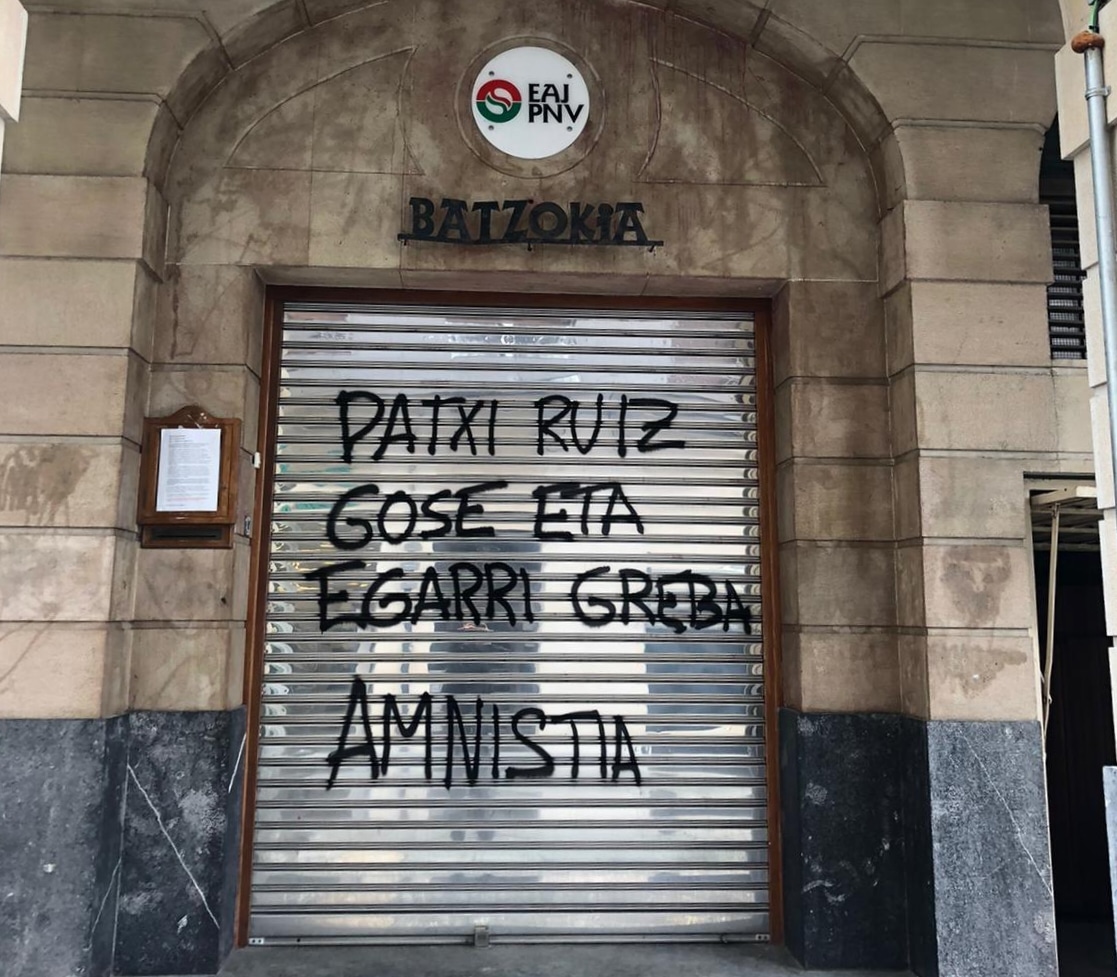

{"left": 251, "top": 304, "right": 768, "bottom": 943}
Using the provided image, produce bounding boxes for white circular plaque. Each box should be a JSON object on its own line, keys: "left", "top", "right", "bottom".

{"left": 471, "top": 47, "right": 591, "bottom": 160}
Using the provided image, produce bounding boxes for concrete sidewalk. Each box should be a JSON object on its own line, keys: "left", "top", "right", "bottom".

{"left": 214, "top": 944, "right": 913, "bottom": 977}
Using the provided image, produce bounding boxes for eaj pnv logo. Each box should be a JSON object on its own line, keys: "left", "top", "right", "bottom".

{"left": 476, "top": 79, "right": 522, "bottom": 124}
{"left": 471, "top": 47, "right": 590, "bottom": 159}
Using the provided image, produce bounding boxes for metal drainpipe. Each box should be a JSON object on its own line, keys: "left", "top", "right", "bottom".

{"left": 1074, "top": 19, "right": 1117, "bottom": 521}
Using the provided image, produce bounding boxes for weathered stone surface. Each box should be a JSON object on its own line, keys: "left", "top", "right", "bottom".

{"left": 772, "top": 280, "right": 885, "bottom": 383}
{"left": 1055, "top": 368, "right": 1093, "bottom": 454}
{"left": 775, "top": 0, "right": 1061, "bottom": 53}
{"left": 222, "top": 0, "right": 306, "bottom": 68}
{"left": 906, "top": 282, "right": 1052, "bottom": 370}
{"left": 0, "top": 440, "right": 131, "bottom": 528}
{"left": 0, "top": 258, "right": 143, "bottom": 349}
{"left": 777, "top": 460, "right": 893, "bottom": 543}
{"left": 0, "top": 709, "right": 244, "bottom": 976}
{"left": 849, "top": 43, "right": 1057, "bottom": 128}
{"left": 0, "top": 352, "right": 134, "bottom": 436}
{"left": 23, "top": 11, "right": 210, "bottom": 97}
{"left": 0, "top": 624, "right": 115, "bottom": 718}
{"left": 913, "top": 370, "right": 1058, "bottom": 453}
{"left": 130, "top": 626, "right": 242, "bottom": 711}
{"left": 115, "top": 710, "right": 240, "bottom": 975}
{"left": 923, "top": 720, "right": 1057, "bottom": 977}
{"left": 161, "top": 0, "right": 879, "bottom": 289}
{"left": 0, "top": 532, "right": 117, "bottom": 621}
{"left": 895, "top": 126, "right": 1046, "bottom": 205}
{"left": 0, "top": 717, "right": 127, "bottom": 977}
{"left": 924, "top": 633, "right": 1041, "bottom": 722}
{"left": 779, "top": 709, "right": 907, "bottom": 970}
{"left": 780, "top": 541, "right": 896, "bottom": 628}
{"left": 4, "top": 96, "right": 157, "bottom": 177}
{"left": 896, "top": 455, "right": 1031, "bottom": 542}
{"left": 0, "top": 174, "right": 150, "bottom": 260}
{"left": 919, "top": 542, "right": 1035, "bottom": 631}
{"left": 894, "top": 544, "right": 926, "bottom": 632}
{"left": 900, "top": 201, "right": 1053, "bottom": 285}
{"left": 783, "top": 630, "right": 901, "bottom": 714}
{"left": 133, "top": 543, "right": 248, "bottom": 623}
{"left": 147, "top": 364, "right": 259, "bottom": 451}
{"left": 154, "top": 264, "right": 263, "bottom": 367}
{"left": 775, "top": 379, "right": 891, "bottom": 462}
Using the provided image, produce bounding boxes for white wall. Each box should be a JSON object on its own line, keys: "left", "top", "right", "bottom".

{"left": 0, "top": 0, "right": 27, "bottom": 176}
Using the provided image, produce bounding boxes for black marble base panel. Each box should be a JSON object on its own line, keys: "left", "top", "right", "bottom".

{"left": 0, "top": 718, "right": 127, "bottom": 977}
{"left": 114, "top": 709, "right": 246, "bottom": 976}
{"left": 778, "top": 710, "right": 907, "bottom": 969}
{"left": 0, "top": 709, "right": 244, "bottom": 977}
{"left": 779, "top": 708, "right": 1058, "bottom": 976}
{"left": 912, "top": 719, "right": 1057, "bottom": 977}
{"left": 4, "top": 704, "right": 1058, "bottom": 977}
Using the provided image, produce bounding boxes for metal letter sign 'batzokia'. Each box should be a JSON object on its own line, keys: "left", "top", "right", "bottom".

{"left": 398, "top": 197, "right": 665, "bottom": 249}
{"left": 471, "top": 46, "right": 590, "bottom": 159}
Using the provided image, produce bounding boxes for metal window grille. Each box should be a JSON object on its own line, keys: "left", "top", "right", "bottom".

{"left": 1043, "top": 125, "right": 1088, "bottom": 360}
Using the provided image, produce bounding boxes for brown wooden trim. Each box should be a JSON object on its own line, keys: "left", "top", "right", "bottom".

{"left": 754, "top": 303, "right": 785, "bottom": 946}
{"left": 266, "top": 285, "right": 770, "bottom": 317}
{"left": 235, "top": 289, "right": 284, "bottom": 946}
{"left": 236, "top": 285, "right": 782, "bottom": 945}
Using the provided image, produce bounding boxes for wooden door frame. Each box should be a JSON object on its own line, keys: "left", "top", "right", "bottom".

{"left": 235, "top": 287, "right": 784, "bottom": 946}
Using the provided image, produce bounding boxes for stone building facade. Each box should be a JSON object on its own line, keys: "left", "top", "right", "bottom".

{"left": 0, "top": 1, "right": 1107, "bottom": 976}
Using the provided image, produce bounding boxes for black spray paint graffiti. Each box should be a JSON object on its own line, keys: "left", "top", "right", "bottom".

{"left": 317, "top": 389, "right": 755, "bottom": 789}
{"left": 337, "top": 392, "right": 500, "bottom": 462}
{"left": 535, "top": 395, "right": 684, "bottom": 457}
{"left": 325, "top": 676, "right": 641, "bottom": 789}
{"left": 324, "top": 478, "right": 644, "bottom": 549}
{"left": 335, "top": 391, "right": 687, "bottom": 462}
{"left": 304, "top": 561, "right": 752, "bottom": 633}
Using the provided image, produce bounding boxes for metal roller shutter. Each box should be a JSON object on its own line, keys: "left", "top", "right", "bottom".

{"left": 249, "top": 302, "right": 769, "bottom": 944}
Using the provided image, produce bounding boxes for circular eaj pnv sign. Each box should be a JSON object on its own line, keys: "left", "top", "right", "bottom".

{"left": 471, "top": 47, "right": 590, "bottom": 159}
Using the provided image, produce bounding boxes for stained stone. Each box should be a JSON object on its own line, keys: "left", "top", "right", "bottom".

{"left": 114, "top": 710, "right": 240, "bottom": 976}
{"left": 0, "top": 718, "right": 124, "bottom": 977}
{"left": 779, "top": 709, "right": 907, "bottom": 970}
{"left": 0, "top": 710, "right": 243, "bottom": 977}
{"left": 921, "top": 720, "right": 1058, "bottom": 977}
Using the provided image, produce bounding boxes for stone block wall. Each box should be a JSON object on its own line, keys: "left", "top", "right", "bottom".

{"left": 0, "top": 1, "right": 1094, "bottom": 974}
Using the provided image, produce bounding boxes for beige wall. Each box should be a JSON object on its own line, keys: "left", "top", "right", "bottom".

{"left": 0, "top": 0, "right": 1084, "bottom": 727}
{"left": 0, "top": 0, "right": 27, "bottom": 177}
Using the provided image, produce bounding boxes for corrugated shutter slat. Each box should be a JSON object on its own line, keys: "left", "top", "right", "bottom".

{"left": 249, "top": 304, "right": 768, "bottom": 944}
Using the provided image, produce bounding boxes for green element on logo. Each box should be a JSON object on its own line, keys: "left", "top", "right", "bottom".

{"left": 476, "top": 79, "right": 522, "bottom": 124}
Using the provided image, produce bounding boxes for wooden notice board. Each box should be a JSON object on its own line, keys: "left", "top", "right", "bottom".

{"left": 137, "top": 405, "right": 241, "bottom": 548}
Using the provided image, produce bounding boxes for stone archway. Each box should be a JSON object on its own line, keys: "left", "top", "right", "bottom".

{"left": 140, "top": 0, "right": 896, "bottom": 965}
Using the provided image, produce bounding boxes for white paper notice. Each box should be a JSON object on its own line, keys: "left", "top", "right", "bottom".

{"left": 156, "top": 428, "right": 222, "bottom": 512}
